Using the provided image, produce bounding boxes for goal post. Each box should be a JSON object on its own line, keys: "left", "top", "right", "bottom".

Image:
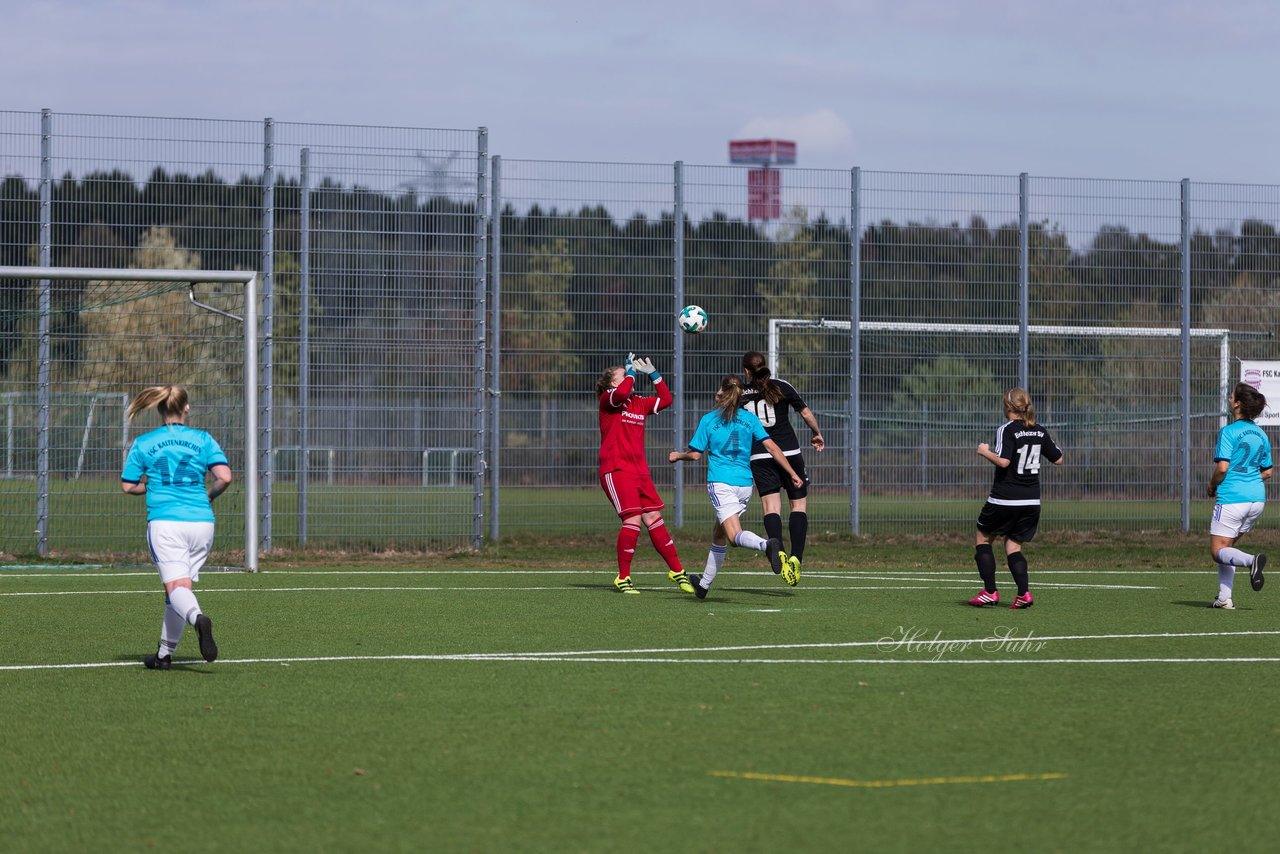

{"left": 0, "top": 266, "right": 259, "bottom": 570}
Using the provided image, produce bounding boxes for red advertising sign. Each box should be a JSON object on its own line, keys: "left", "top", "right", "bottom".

{"left": 729, "top": 139, "right": 797, "bottom": 165}
{"left": 747, "top": 167, "right": 781, "bottom": 220}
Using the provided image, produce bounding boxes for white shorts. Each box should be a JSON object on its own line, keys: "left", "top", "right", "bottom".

{"left": 707, "top": 482, "right": 753, "bottom": 524}
{"left": 1210, "top": 502, "right": 1265, "bottom": 538}
{"left": 147, "top": 520, "right": 215, "bottom": 584}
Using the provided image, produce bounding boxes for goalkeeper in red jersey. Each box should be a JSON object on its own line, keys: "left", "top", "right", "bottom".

{"left": 596, "top": 353, "right": 695, "bottom": 595}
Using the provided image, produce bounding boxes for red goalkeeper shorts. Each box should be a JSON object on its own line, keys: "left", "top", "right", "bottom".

{"left": 599, "top": 470, "right": 665, "bottom": 519}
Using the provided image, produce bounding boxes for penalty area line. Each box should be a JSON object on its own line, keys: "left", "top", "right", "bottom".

{"left": 708, "top": 770, "right": 1068, "bottom": 789}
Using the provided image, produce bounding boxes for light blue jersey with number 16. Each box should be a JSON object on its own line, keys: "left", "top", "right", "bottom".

{"left": 122, "top": 424, "right": 229, "bottom": 522}
{"left": 688, "top": 408, "right": 770, "bottom": 487}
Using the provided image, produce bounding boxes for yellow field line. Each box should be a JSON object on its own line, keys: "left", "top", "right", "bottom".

{"left": 708, "top": 770, "right": 1067, "bottom": 789}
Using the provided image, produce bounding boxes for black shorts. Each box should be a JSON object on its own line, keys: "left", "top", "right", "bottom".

{"left": 751, "top": 454, "right": 809, "bottom": 500}
{"left": 976, "top": 502, "right": 1041, "bottom": 543}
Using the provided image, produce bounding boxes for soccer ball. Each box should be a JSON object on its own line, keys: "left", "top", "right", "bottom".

{"left": 678, "top": 305, "right": 709, "bottom": 334}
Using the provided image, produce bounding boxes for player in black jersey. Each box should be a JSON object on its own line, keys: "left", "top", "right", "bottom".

{"left": 740, "top": 351, "right": 825, "bottom": 583}
{"left": 968, "top": 387, "right": 1064, "bottom": 610}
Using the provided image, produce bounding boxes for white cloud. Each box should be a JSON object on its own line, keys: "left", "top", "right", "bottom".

{"left": 734, "top": 109, "right": 855, "bottom": 161}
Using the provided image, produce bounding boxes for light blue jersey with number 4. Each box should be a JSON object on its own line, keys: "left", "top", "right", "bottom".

{"left": 688, "top": 408, "right": 770, "bottom": 486}
{"left": 1214, "top": 418, "right": 1272, "bottom": 505}
{"left": 122, "top": 424, "right": 229, "bottom": 522}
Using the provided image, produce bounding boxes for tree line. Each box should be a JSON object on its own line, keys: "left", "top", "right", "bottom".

{"left": 3, "top": 168, "right": 1280, "bottom": 422}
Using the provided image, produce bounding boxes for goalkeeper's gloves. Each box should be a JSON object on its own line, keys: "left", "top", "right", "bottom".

{"left": 625, "top": 352, "right": 636, "bottom": 378}
{"left": 631, "top": 357, "right": 660, "bottom": 382}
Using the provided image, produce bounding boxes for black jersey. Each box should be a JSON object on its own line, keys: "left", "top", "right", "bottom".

{"left": 987, "top": 419, "right": 1063, "bottom": 505}
{"left": 739, "top": 379, "right": 808, "bottom": 460}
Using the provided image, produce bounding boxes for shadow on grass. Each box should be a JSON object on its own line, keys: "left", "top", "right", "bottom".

{"left": 113, "top": 654, "right": 215, "bottom": 672}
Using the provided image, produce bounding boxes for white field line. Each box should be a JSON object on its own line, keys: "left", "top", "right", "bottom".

{"left": 5, "top": 655, "right": 1280, "bottom": 672}
{"left": 0, "top": 568, "right": 1209, "bottom": 579}
{"left": 828, "top": 570, "right": 1209, "bottom": 576}
{"left": 4, "top": 630, "right": 1280, "bottom": 672}
{"left": 2, "top": 581, "right": 1167, "bottom": 598}
{"left": 801, "top": 574, "right": 1160, "bottom": 590}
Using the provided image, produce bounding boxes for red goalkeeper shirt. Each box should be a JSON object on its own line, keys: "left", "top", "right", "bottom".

{"left": 598, "top": 374, "right": 673, "bottom": 475}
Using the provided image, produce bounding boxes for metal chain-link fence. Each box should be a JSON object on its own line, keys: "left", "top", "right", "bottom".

{"left": 3, "top": 108, "right": 1279, "bottom": 559}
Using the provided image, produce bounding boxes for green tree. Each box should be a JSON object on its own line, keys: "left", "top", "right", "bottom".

{"left": 759, "top": 208, "right": 827, "bottom": 381}
{"left": 502, "top": 238, "right": 580, "bottom": 439}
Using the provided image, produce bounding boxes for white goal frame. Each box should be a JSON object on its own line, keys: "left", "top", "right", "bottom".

{"left": 0, "top": 266, "right": 259, "bottom": 570}
{"left": 768, "top": 318, "right": 1233, "bottom": 414}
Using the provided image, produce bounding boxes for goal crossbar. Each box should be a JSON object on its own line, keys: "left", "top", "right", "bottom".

{"left": 0, "top": 266, "right": 259, "bottom": 570}
{"left": 767, "top": 317, "right": 1232, "bottom": 409}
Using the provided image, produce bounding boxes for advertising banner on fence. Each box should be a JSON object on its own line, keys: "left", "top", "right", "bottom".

{"left": 1239, "top": 361, "right": 1280, "bottom": 425}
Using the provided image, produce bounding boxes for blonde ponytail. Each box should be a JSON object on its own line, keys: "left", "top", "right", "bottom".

{"left": 127, "top": 385, "right": 189, "bottom": 422}
{"left": 1003, "top": 387, "right": 1036, "bottom": 427}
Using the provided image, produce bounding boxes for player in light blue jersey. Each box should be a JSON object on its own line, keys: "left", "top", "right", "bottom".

{"left": 669, "top": 375, "right": 803, "bottom": 599}
{"left": 1206, "top": 382, "right": 1272, "bottom": 609}
{"left": 122, "top": 385, "right": 232, "bottom": 668}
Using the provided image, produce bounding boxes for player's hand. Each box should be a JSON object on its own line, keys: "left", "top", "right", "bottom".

{"left": 668, "top": 450, "right": 682, "bottom": 464}
{"left": 790, "top": 472, "right": 803, "bottom": 488}
{"left": 977, "top": 442, "right": 990, "bottom": 455}
{"left": 625, "top": 352, "right": 636, "bottom": 377}
{"left": 811, "top": 434, "right": 825, "bottom": 452}
{"left": 632, "top": 356, "right": 655, "bottom": 375}
{"left": 1206, "top": 482, "right": 1217, "bottom": 498}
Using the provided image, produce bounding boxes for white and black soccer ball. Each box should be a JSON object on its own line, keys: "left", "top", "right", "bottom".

{"left": 678, "top": 304, "right": 709, "bottom": 334}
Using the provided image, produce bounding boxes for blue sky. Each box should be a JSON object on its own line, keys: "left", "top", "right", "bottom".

{"left": 6, "top": 0, "right": 1280, "bottom": 182}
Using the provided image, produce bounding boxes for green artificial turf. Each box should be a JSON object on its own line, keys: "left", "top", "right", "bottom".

{"left": 3, "top": 533, "right": 1279, "bottom": 851}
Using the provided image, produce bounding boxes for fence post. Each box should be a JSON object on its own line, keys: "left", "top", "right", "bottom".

{"left": 260, "top": 117, "right": 275, "bottom": 552}
{"left": 673, "top": 161, "right": 686, "bottom": 528}
{"left": 489, "top": 155, "right": 503, "bottom": 542}
{"left": 472, "top": 128, "right": 490, "bottom": 549}
{"left": 1018, "top": 172, "right": 1030, "bottom": 390}
{"left": 299, "top": 146, "right": 311, "bottom": 545}
{"left": 1180, "top": 178, "right": 1192, "bottom": 532}
{"left": 36, "top": 108, "right": 52, "bottom": 556}
{"left": 849, "top": 167, "right": 861, "bottom": 534}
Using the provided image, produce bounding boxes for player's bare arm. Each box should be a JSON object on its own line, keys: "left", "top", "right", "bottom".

{"left": 799, "top": 406, "right": 825, "bottom": 452}
{"left": 208, "top": 464, "right": 233, "bottom": 502}
{"left": 1207, "top": 459, "right": 1230, "bottom": 497}
{"left": 670, "top": 449, "right": 702, "bottom": 464}
{"left": 763, "top": 438, "right": 803, "bottom": 488}
{"left": 977, "top": 442, "right": 1010, "bottom": 468}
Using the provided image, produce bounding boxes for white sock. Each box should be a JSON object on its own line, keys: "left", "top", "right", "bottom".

{"left": 701, "top": 544, "right": 727, "bottom": 587}
{"left": 167, "top": 586, "right": 202, "bottom": 625}
{"left": 1217, "top": 547, "right": 1254, "bottom": 567}
{"left": 158, "top": 601, "right": 185, "bottom": 657}
{"left": 1218, "top": 563, "right": 1235, "bottom": 600}
{"left": 734, "top": 530, "right": 765, "bottom": 550}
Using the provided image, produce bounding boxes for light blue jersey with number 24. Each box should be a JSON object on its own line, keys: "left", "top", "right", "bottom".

{"left": 122, "top": 424, "right": 228, "bottom": 522}
{"left": 688, "top": 408, "right": 770, "bottom": 487}
{"left": 1214, "top": 418, "right": 1273, "bottom": 505}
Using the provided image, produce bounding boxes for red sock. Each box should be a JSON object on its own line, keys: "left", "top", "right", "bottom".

{"left": 646, "top": 518, "right": 682, "bottom": 573}
{"left": 616, "top": 523, "right": 640, "bottom": 578}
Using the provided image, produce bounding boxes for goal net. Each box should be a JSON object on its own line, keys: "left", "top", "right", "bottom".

{"left": 767, "top": 317, "right": 1233, "bottom": 511}
{"left": 0, "top": 266, "right": 258, "bottom": 568}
